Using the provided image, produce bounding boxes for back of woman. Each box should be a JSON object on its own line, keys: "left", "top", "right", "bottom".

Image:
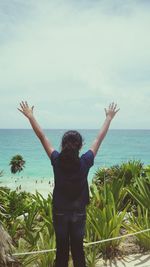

{"left": 18, "top": 101, "right": 119, "bottom": 267}
{"left": 51, "top": 131, "right": 94, "bottom": 267}
{"left": 51, "top": 131, "right": 94, "bottom": 212}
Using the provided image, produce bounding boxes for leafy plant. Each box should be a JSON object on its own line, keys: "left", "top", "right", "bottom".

{"left": 92, "top": 161, "right": 146, "bottom": 212}
{"left": 125, "top": 206, "right": 150, "bottom": 251}
{"left": 85, "top": 182, "right": 127, "bottom": 264}
{"left": 32, "top": 192, "right": 54, "bottom": 237}
{"left": 126, "top": 176, "right": 150, "bottom": 211}
{"left": 93, "top": 160, "right": 143, "bottom": 187}
{"left": 1, "top": 190, "right": 32, "bottom": 240}
{"left": 14, "top": 192, "right": 56, "bottom": 267}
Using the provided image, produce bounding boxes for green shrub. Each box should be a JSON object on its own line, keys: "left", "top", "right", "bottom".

{"left": 85, "top": 183, "right": 127, "bottom": 264}
{"left": 125, "top": 206, "right": 150, "bottom": 251}
{"left": 93, "top": 160, "right": 143, "bottom": 187}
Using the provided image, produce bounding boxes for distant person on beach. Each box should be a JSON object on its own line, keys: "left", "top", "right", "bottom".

{"left": 18, "top": 101, "right": 119, "bottom": 267}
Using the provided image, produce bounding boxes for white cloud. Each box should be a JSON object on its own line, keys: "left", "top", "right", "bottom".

{"left": 0, "top": 0, "right": 150, "bottom": 128}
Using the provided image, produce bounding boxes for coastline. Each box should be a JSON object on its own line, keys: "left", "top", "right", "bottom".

{"left": 0, "top": 176, "right": 54, "bottom": 197}
{"left": 1, "top": 162, "right": 149, "bottom": 197}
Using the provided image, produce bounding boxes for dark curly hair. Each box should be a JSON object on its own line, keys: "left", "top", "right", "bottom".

{"left": 59, "top": 130, "right": 83, "bottom": 172}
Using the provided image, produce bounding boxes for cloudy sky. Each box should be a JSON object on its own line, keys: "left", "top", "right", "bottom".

{"left": 0, "top": 0, "right": 150, "bottom": 129}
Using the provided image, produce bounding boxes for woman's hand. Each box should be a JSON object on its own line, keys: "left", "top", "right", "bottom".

{"left": 18, "top": 101, "right": 34, "bottom": 119}
{"left": 105, "top": 102, "right": 119, "bottom": 121}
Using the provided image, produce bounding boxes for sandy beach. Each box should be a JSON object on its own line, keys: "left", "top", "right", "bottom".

{"left": 0, "top": 176, "right": 54, "bottom": 197}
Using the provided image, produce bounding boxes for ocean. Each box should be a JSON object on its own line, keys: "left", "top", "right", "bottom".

{"left": 0, "top": 129, "right": 150, "bottom": 184}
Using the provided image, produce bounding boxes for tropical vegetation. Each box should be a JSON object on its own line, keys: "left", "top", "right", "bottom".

{"left": 9, "top": 155, "right": 25, "bottom": 174}
{"left": 0, "top": 160, "right": 150, "bottom": 266}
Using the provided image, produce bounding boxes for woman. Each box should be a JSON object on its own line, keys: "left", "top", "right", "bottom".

{"left": 18, "top": 101, "right": 119, "bottom": 267}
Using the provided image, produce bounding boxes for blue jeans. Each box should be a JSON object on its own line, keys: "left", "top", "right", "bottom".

{"left": 53, "top": 210, "right": 87, "bottom": 267}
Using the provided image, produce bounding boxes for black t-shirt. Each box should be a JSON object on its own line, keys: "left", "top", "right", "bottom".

{"left": 50, "top": 150, "right": 94, "bottom": 212}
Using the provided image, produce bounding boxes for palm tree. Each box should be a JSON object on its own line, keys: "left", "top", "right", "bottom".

{"left": 9, "top": 155, "right": 25, "bottom": 174}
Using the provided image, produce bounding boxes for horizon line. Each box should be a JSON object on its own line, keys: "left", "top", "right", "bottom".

{"left": 0, "top": 128, "right": 150, "bottom": 131}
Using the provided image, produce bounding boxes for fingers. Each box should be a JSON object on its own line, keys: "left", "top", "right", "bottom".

{"left": 21, "top": 101, "right": 26, "bottom": 108}
{"left": 115, "top": 108, "right": 120, "bottom": 114}
{"left": 18, "top": 101, "right": 34, "bottom": 115}
{"left": 20, "top": 101, "right": 25, "bottom": 110}
{"left": 109, "top": 102, "right": 114, "bottom": 109}
{"left": 17, "top": 108, "right": 24, "bottom": 113}
{"left": 114, "top": 103, "right": 117, "bottom": 110}
{"left": 109, "top": 102, "right": 118, "bottom": 111}
{"left": 20, "top": 101, "right": 29, "bottom": 110}
{"left": 25, "top": 101, "right": 29, "bottom": 107}
{"left": 20, "top": 102, "right": 24, "bottom": 110}
{"left": 18, "top": 100, "right": 34, "bottom": 120}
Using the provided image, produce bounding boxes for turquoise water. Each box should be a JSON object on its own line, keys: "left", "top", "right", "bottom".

{"left": 0, "top": 129, "right": 150, "bottom": 182}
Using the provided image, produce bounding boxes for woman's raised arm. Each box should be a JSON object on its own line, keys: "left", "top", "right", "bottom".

{"left": 90, "top": 102, "right": 119, "bottom": 157}
{"left": 18, "top": 101, "right": 54, "bottom": 158}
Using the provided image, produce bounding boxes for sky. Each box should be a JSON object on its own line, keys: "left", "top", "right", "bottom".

{"left": 0, "top": 0, "right": 150, "bottom": 129}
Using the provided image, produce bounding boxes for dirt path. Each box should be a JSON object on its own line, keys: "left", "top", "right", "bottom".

{"left": 96, "top": 253, "right": 150, "bottom": 267}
